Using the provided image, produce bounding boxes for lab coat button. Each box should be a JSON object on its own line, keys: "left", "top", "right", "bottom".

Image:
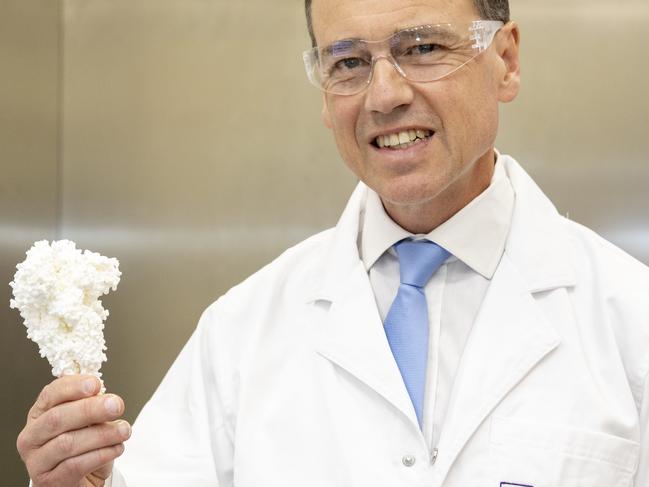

{"left": 402, "top": 455, "right": 416, "bottom": 467}
{"left": 430, "top": 448, "right": 438, "bottom": 465}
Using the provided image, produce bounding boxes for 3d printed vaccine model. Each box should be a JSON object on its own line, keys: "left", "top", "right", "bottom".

{"left": 10, "top": 240, "right": 121, "bottom": 392}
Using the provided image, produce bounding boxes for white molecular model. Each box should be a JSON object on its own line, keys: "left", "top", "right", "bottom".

{"left": 10, "top": 240, "right": 121, "bottom": 390}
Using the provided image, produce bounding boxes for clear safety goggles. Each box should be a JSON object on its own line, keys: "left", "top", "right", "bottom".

{"left": 303, "top": 20, "right": 503, "bottom": 96}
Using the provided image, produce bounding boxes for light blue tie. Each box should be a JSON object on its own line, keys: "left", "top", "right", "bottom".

{"left": 384, "top": 239, "right": 450, "bottom": 428}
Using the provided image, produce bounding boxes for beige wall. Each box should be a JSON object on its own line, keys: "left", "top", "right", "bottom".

{"left": 2, "top": 0, "right": 648, "bottom": 483}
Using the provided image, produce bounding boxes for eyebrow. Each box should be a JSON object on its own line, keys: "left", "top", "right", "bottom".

{"left": 395, "top": 24, "right": 461, "bottom": 42}
{"left": 321, "top": 23, "right": 462, "bottom": 54}
{"left": 322, "top": 38, "right": 363, "bottom": 57}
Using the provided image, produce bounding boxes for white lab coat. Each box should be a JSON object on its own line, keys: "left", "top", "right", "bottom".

{"left": 113, "top": 155, "right": 649, "bottom": 486}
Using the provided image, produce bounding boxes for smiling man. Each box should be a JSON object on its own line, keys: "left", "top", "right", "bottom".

{"left": 310, "top": 0, "right": 516, "bottom": 235}
{"left": 17, "top": 0, "right": 649, "bottom": 486}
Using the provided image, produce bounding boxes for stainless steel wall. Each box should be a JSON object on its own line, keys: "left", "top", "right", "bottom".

{"left": 2, "top": 0, "right": 648, "bottom": 484}
{"left": 0, "top": 1, "right": 61, "bottom": 483}
{"left": 58, "top": 0, "right": 356, "bottom": 449}
{"left": 499, "top": 1, "right": 649, "bottom": 262}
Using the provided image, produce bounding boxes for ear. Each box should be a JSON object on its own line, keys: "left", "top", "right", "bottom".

{"left": 321, "top": 93, "right": 333, "bottom": 129}
{"left": 496, "top": 22, "right": 521, "bottom": 103}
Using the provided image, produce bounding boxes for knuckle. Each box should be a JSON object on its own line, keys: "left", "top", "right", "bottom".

{"left": 96, "top": 444, "right": 121, "bottom": 466}
{"left": 33, "top": 471, "right": 55, "bottom": 487}
{"left": 16, "top": 429, "right": 30, "bottom": 457}
{"left": 57, "top": 431, "right": 75, "bottom": 456}
{"left": 112, "top": 443, "right": 125, "bottom": 461}
{"left": 108, "top": 442, "right": 125, "bottom": 460}
{"left": 61, "top": 454, "right": 84, "bottom": 480}
{"left": 100, "top": 424, "right": 116, "bottom": 445}
{"left": 44, "top": 408, "right": 61, "bottom": 434}
{"left": 82, "top": 396, "right": 98, "bottom": 423}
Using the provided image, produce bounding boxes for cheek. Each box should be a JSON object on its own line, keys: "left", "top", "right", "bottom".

{"left": 327, "top": 99, "right": 362, "bottom": 149}
{"left": 438, "top": 75, "right": 499, "bottom": 150}
{"left": 469, "top": 80, "right": 500, "bottom": 146}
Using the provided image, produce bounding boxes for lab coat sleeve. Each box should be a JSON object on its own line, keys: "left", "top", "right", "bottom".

{"left": 635, "top": 368, "right": 649, "bottom": 486}
{"left": 111, "top": 302, "right": 234, "bottom": 486}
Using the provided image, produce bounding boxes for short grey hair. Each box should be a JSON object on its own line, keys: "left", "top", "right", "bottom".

{"left": 305, "top": 0, "right": 510, "bottom": 46}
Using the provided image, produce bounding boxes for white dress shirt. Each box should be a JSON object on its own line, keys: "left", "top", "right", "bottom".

{"left": 359, "top": 155, "right": 515, "bottom": 449}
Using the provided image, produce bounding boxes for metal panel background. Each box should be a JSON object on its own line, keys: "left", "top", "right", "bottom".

{"left": 499, "top": 2, "right": 649, "bottom": 262}
{"left": 0, "top": 0, "right": 61, "bottom": 483}
{"left": 2, "top": 0, "right": 648, "bottom": 483}
{"left": 58, "top": 0, "right": 357, "bottom": 445}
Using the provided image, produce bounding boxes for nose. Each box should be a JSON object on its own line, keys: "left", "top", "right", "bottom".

{"left": 363, "top": 56, "right": 414, "bottom": 114}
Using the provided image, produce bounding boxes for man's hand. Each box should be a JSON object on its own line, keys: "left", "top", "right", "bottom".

{"left": 17, "top": 375, "right": 131, "bottom": 487}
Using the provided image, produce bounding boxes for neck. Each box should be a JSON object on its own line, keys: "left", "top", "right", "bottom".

{"left": 382, "top": 151, "right": 496, "bottom": 234}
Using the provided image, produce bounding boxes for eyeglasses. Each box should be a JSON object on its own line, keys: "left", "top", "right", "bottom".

{"left": 303, "top": 20, "right": 503, "bottom": 96}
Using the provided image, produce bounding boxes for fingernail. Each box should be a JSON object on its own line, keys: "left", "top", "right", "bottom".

{"left": 83, "top": 378, "right": 96, "bottom": 395}
{"left": 118, "top": 421, "right": 131, "bottom": 438}
{"left": 105, "top": 396, "right": 121, "bottom": 414}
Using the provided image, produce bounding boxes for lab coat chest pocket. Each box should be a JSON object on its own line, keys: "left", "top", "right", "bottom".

{"left": 489, "top": 416, "right": 639, "bottom": 487}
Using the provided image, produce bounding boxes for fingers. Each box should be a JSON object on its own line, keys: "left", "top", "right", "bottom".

{"left": 18, "top": 376, "right": 129, "bottom": 487}
{"left": 23, "top": 393, "right": 125, "bottom": 448}
{"left": 29, "top": 375, "right": 100, "bottom": 421}
{"left": 36, "top": 420, "right": 131, "bottom": 474}
{"left": 32, "top": 444, "right": 124, "bottom": 487}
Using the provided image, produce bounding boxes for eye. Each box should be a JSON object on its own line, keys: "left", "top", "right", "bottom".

{"left": 333, "top": 57, "right": 367, "bottom": 71}
{"left": 404, "top": 43, "right": 442, "bottom": 56}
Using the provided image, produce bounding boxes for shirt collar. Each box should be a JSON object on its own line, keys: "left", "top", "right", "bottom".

{"left": 360, "top": 152, "right": 515, "bottom": 279}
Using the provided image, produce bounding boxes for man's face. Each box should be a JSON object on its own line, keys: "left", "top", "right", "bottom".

{"left": 311, "top": 0, "right": 520, "bottom": 222}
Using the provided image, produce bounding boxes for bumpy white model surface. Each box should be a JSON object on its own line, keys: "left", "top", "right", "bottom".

{"left": 10, "top": 240, "right": 120, "bottom": 385}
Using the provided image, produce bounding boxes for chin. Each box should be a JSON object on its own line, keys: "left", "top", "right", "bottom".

{"left": 375, "top": 179, "right": 442, "bottom": 208}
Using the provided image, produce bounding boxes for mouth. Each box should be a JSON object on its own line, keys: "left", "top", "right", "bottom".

{"left": 371, "top": 129, "right": 434, "bottom": 150}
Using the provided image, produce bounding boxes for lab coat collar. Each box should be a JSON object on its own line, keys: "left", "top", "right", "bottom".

{"left": 310, "top": 155, "right": 576, "bottom": 303}
{"left": 306, "top": 181, "right": 368, "bottom": 304}
{"left": 360, "top": 155, "right": 513, "bottom": 280}
{"left": 309, "top": 155, "right": 577, "bottom": 452}
{"left": 500, "top": 155, "right": 577, "bottom": 292}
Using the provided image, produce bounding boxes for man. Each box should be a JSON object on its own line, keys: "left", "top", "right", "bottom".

{"left": 17, "top": 0, "right": 649, "bottom": 485}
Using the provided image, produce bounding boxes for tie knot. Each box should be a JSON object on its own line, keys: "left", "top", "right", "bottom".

{"left": 394, "top": 240, "right": 450, "bottom": 288}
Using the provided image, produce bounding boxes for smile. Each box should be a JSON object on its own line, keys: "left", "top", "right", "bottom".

{"left": 373, "top": 129, "right": 433, "bottom": 150}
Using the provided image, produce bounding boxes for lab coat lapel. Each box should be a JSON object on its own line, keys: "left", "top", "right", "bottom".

{"left": 310, "top": 182, "right": 420, "bottom": 430}
{"left": 308, "top": 159, "right": 579, "bottom": 469}
{"left": 314, "top": 262, "right": 420, "bottom": 428}
{"left": 433, "top": 254, "right": 561, "bottom": 484}
{"left": 433, "top": 157, "right": 577, "bottom": 484}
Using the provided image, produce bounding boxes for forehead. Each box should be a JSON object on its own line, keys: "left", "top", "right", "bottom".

{"left": 311, "top": 0, "right": 479, "bottom": 46}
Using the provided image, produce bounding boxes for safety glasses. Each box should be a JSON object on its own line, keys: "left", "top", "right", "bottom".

{"left": 303, "top": 20, "right": 503, "bottom": 96}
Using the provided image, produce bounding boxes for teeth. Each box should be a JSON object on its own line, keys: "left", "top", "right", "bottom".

{"left": 376, "top": 129, "right": 431, "bottom": 148}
